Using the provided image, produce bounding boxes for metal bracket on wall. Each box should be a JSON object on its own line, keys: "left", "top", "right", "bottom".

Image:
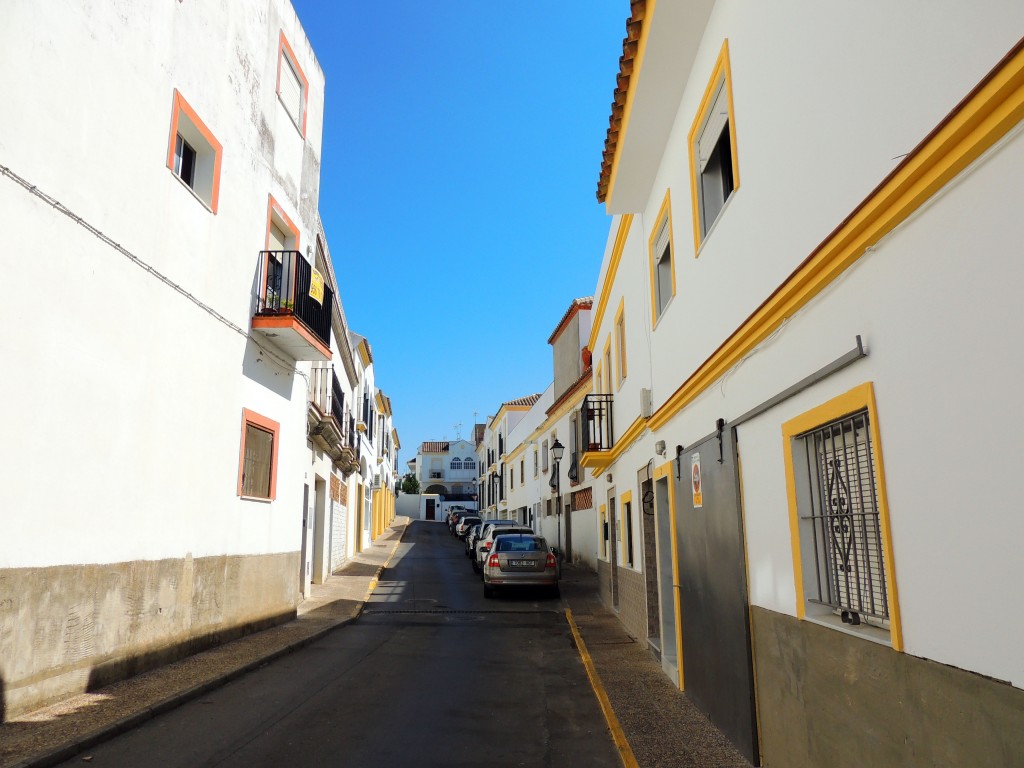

{"left": 675, "top": 444, "right": 685, "bottom": 480}
{"left": 731, "top": 335, "right": 868, "bottom": 428}
{"left": 716, "top": 418, "right": 726, "bottom": 463}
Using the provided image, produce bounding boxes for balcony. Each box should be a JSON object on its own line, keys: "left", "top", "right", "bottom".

{"left": 307, "top": 367, "right": 360, "bottom": 474}
{"left": 252, "top": 250, "right": 333, "bottom": 362}
{"left": 579, "top": 393, "right": 614, "bottom": 473}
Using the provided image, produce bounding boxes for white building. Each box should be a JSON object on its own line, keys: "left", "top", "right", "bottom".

{"left": 414, "top": 440, "right": 479, "bottom": 521}
{"left": 580, "top": 2, "right": 1024, "bottom": 764}
{"left": 0, "top": 0, "right": 397, "bottom": 718}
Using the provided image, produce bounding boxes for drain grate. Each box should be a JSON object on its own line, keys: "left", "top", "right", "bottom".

{"left": 362, "top": 608, "right": 560, "bottom": 616}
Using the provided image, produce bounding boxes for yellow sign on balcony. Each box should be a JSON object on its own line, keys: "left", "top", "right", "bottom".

{"left": 309, "top": 267, "right": 324, "bottom": 304}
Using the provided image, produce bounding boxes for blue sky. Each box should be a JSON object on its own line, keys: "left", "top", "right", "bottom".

{"left": 291, "top": 1, "right": 625, "bottom": 465}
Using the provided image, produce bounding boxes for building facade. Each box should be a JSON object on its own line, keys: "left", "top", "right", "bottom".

{"left": 0, "top": 1, "right": 398, "bottom": 718}
{"left": 580, "top": 2, "right": 1024, "bottom": 764}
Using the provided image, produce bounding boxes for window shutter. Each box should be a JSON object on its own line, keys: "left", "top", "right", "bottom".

{"left": 697, "top": 82, "right": 729, "bottom": 173}
{"left": 654, "top": 217, "right": 670, "bottom": 259}
{"left": 279, "top": 55, "right": 303, "bottom": 125}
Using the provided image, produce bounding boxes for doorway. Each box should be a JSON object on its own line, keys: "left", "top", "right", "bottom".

{"left": 674, "top": 427, "right": 759, "bottom": 764}
{"left": 608, "top": 491, "right": 619, "bottom": 610}
{"left": 654, "top": 475, "right": 678, "bottom": 682}
{"left": 425, "top": 498, "right": 436, "bottom": 521}
{"left": 640, "top": 476, "right": 660, "bottom": 645}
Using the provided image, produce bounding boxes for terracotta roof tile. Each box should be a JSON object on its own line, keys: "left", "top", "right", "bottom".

{"left": 420, "top": 441, "right": 450, "bottom": 453}
{"left": 547, "top": 297, "right": 594, "bottom": 345}
{"left": 502, "top": 393, "right": 542, "bottom": 409}
{"left": 597, "top": 0, "right": 647, "bottom": 203}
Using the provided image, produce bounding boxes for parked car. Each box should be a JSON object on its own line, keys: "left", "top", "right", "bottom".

{"left": 482, "top": 533, "right": 560, "bottom": 599}
{"left": 448, "top": 510, "right": 471, "bottom": 535}
{"left": 455, "top": 516, "right": 481, "bottom": 539}
{"left": 464, "top": 524, "right": 483, "bottom": 556}
{"left": 473, "top": 523, "right": 533, "bottom": 573}
{"left": 466, "top": 519, "right": 510, "bottom": 556}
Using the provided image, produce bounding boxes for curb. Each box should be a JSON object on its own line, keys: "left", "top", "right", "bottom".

{"left": 14, "top": 520, "right": 410, "bottom": 768}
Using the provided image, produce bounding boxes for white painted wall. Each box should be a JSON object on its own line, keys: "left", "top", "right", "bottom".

{"left": 587, "top": 1, "right": 1024, "bottom": 692}
{"left": 0, "top": 0, "right": 326, "bottom": 570}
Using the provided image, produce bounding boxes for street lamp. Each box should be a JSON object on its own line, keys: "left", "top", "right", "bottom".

{"left": 550, "top": 438, "right": 565, "bottom": 557}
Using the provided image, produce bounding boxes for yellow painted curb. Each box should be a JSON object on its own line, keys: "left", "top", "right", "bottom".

{"left": 565, "top": 607, "right": 640, "bottom": 768}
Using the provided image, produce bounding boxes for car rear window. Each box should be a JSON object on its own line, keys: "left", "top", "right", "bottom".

{"left": 495, "top": 535, "right": 542, "bottom": 552}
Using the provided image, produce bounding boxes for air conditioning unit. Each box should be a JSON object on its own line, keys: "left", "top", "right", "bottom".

{"left": 640, "top": 388, "right": 653, "bottom": 419}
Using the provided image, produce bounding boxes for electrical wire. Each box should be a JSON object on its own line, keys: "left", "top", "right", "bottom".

{"left": 1, "top": 161, "right": 302, "bottom": 378}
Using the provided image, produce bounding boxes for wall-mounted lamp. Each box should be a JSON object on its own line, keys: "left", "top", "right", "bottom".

{"left": 655, "top": 440, "right": 666, "bottom": 456}
{"left": 606, "top": 473, "right": 613, "bottom": 483}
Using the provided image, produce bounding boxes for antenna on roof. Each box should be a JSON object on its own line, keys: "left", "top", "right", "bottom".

{"left": 454, "top": 422, "right": 462, "bottom": 440}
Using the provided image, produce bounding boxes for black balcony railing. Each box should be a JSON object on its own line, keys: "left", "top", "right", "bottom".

{"left": 257, "top": 250, "right": 332, "bottom": 349}
{"left": 331, "top": 374, "right": 346, "bottom": 427}
{"left": 581, "top": 393, "right": 614, "bottom": 452}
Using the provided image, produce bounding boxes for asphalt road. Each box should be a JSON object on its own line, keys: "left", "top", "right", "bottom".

{"left": 60, "top": 521, "right": 620, "bottom": 767}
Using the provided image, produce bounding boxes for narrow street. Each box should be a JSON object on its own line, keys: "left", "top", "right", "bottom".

{"left": 55, "top": 522, "right": 620, "bottom": 767}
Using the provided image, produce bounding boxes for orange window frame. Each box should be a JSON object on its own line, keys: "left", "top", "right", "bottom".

{"left": 166, "top": 89, "right": 223, "bottom": 213}
{"left": 238, "top": 408, "right": 281, "bottom": 500}
{"left": 278, "top": 31, "right": 309, "bottom": 137}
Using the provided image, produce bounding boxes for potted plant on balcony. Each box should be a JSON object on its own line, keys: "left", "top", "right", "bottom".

{"left": 281, "top": 298, "right": 294, "bottom": 313}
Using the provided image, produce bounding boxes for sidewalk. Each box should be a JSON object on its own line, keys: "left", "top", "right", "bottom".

{"left": 1, "top": 520, "right": 751, "bottom": 768}
{"left": 558, "top": 562, "right": 752, "bottom": 768}
{"left": 0, "top": 520, "right": 409, "bottom": 768}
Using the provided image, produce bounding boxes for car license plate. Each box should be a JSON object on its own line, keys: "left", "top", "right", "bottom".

{"left": 509, "top": 559, "right": 535, "bottom": 567}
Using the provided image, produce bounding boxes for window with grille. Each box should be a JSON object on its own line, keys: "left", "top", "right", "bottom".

{"left": 450, "top": 458, "right": 462, "bottom": 470}
{"left": 793, "top": 409, "right": 889, "bottom": 629}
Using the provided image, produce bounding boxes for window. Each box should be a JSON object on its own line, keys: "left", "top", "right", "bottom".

{"left": 277, "top": 32, "right": 308, "bottom": 136}
{"left": 520, "top": 459, "right": 525, "bottom": 483}
{"left": 464, "top": 458, "right": 475, "bottom": 470}
{"left": 688, "top": 40, "right": 739, "bottom": 252}
{"left": 173, "top": 135, "right": 196, "bottom": 187}
{"left": 604, "top": 340, "right": 613, "bottom": 395}
{"left": 166, "top": 89, "right": 222, "bottom": 212}
{"left": 510, "top": 465, "right": 515, "bottom": 489}
{"left": 533, "top": 448, "right": 538, "bottom": 477}
{"left": 238, "top": 409, "right": 280, "bottom": 500}
{"left": 614, "top": 301, "right": 627, "bottom": 387}
{"left": 450, "top": 458, "right": 462, "bottom": 470}
{"left": 541, "top": 440, "right": 549, "bottom": 472}
{"left": 784, "top": 383, "right": 901, "bottom": 647}
{"left": 648, "top": 194, "right": 675, "bottom": 324}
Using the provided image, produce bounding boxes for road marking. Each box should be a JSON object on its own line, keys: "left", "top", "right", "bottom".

{"left": 565, "top": 607, "right": 640, "bottom": 768}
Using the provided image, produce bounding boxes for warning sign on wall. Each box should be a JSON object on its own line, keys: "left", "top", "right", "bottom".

{"left": 691, "top": 453, "right": 703, "bottom": 508}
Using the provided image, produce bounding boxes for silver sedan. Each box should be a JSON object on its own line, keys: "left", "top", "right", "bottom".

{"left": 482, "top": 533, "right": 559, "bottom": 599}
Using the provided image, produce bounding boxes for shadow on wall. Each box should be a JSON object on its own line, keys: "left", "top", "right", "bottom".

{"left": 1, "top": 671, "right": 6, "bottom": 724}
{"left": 84, "top": 608, "right": 297, "bottom": 694}
{"left": 241, "top": 336, "right": 295, "bottom": 400}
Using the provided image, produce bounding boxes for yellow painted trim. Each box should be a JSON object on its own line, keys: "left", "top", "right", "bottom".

{"left": 565, "top": 607, "right": 640, "bottom": 768}
{"left": 391, "top": 429, "right": 401, "bottom": 450}
{"left": 356, "top": 340, "right": 372, "bottom": 367}
{"left": 651, "top": 43, "right": 1024, "bottom": 434}
{"left": 648, "top": 189, "right": 676, "bottom": 328}
{"left": 605, "top": 0, "right": 657, "bottom": 212}
{"left": 595, "top": 360, "right": 604, "bottom": 398}
{"left": 603, "top": 336, "right": 613, "bottom": 395}
{"left": 589, "top": 215, "right": 634, "bottom": 353}
{"left": 614, "top": 298, "right": 627, "bottom": 388}
{"left": 687, "top": 39, "right": 739, "bottom": 256}
{"left": 781, "top": 382, "right": 903, "bottom": 651}
{"left": 652, "top": 460, "right": 684, "bottom": 689}
{"left": 580, "top": 415, "right": 647, "bottom": 474}
{"left": 506, "top": 443, "right": 527, "bottom": 462}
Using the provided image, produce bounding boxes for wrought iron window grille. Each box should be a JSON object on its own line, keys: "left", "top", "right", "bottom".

{"left": 796, "top": 410, "right": 889, "bottom": 628}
